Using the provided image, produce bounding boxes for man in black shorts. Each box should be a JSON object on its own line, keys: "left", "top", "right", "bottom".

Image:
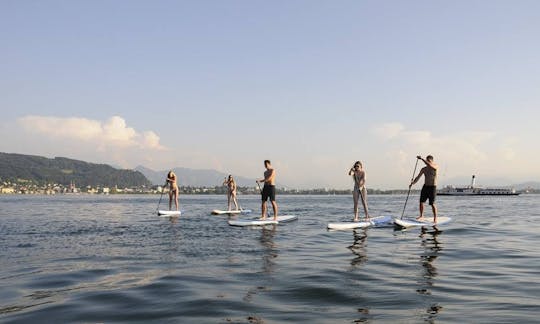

{"left": 409, "top": 155, "right": 438, "bottom": 223}
{"left": 256, "top": 160, "right": 278, "bottom": 220}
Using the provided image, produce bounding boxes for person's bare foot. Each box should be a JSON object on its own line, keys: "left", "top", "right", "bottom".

{"left": 416, "top": 216, "right": 425, "bottom": 220}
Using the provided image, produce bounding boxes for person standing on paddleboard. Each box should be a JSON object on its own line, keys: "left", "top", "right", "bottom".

{"left": 409, "top": 155, "right": 438, "bottom": 223}
{"left": 256, "top": 160, "right": 278, "bottom": 220}
{"left": 167, "top": 171, "right": 179, "bottom": 211}
{"left": 223, "top": 175, "right": 239, "bottom": 211}
{"left": 349, "top": 161, "right": 369, "bottom": 222}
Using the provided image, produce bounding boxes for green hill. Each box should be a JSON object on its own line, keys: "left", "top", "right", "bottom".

{"left": 0, "top": 152, "right": 151, "bottom": 188}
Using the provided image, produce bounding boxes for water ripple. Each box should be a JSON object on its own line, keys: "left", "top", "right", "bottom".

{"left": 1, "top": 194, "right": 540, "bottom": 322}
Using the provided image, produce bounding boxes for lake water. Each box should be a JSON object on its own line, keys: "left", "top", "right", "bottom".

{"left": 1, "top": 194, "right": 539, "bottom": 323}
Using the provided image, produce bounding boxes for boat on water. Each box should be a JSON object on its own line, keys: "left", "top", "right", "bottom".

{"left": 438, "top": 175, "right": 519, "bottom": 196}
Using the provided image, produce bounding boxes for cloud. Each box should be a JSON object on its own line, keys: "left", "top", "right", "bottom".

{"left": 370, "top": 122, "right": 518, "bottom": 184}
{"left": 18, "top": 116, "right": 102, "bottom": 140}
{"left": 371, "top": 122, "right": 405, "bottom": 140}
{"left": 7, "top": 115, "right": 168, "bottom": 170}
{"left": 18, "top": 115, "right": 165, "bottom": 150}
{"left": 372, "top": 122, "right": 495, "bottom": 158}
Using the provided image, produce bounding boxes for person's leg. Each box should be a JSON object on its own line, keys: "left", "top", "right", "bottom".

{"left": 353, "top": 190, "right": 359, "bottom": 221}
{"left": 261, "top": 201, "right": 267, "bottom": 219}
{"left": 271, "top": 200, "right": 278, "bottom": 220}
{"left": 430, "top": 187, "right": 437, "bottom": 222}
{"left": 360, "top": 187, "right": 369, "bottom": 220}
{"left": 169, "top": 192, "right": 173, "bottom": 210}
{"left": 174, "top": 191, "right": 179, "bottom": 211}
{"left": 417, "top": 186, "right": 427, "bottom": 219}
{"left": 261, "top": 187, "right": 268, "bottom": 219}
{"left": 227, "top": 193, "right": 232, "bottom": 211}
{"left": 233, "top": 193, "right": 239, "bottom": 210}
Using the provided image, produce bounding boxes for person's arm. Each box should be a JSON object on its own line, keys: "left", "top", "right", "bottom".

{"left": 358, "top": 171, "right": 366, "bottom": 188}
{"left": 410, "top": 168, "right": 425, "bottom": 187}
{"left": 417, "top": 156, "right": 438, "bottom": 170}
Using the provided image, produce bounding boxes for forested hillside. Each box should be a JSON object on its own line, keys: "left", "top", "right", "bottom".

{"left": 0, "top": 152, "right": 151, "bottom": 187}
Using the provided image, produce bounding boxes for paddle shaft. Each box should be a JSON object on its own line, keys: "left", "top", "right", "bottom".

{"left": 256, "top": 181, "right": 270, "bottom": 218}
{"left": 401, "top": 158, "right": 420, "bottom": 219}
{"left": 156, "top": 182, "right": 168, "bottom": 212}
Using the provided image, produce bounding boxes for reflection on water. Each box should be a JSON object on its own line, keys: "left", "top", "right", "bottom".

{"left": 418, "top": 227, "right": 443, "bottom": 323}
{"left": 348, "top": 229, "right": 368, "bottom": 268}
{"left": 349, "top": 229, "right": 371, "bottom": 322}
{"left": 160, "top": 219, "right": 182, "bottom": 267}
{"left": 260, "top": 226, "right": 277, "bottom": 274}
{"left": 243, "top": 225, "right": 277, "bottom": 303}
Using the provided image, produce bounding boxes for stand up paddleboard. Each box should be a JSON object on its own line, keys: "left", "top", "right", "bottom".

{"left": 228, "top": 215, "right": 298, "bottom": 227}
{"left": 211, "top": 209, "right": 252, "bottom": 215}
{"left": 158, "top": 210, "right": 182, "bottom": 217}
{"left": 327, "top": 216, "right": 392, "bottom": 230}
{"left": 394, "top": 216, "right": 452, "bottom": 228}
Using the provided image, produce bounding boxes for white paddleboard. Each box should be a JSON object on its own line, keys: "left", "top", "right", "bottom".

{"left": 228, "top": 215, "right": 298, "bottom": 227}
{"left": 158, "top": 210, "right": 182, "bottom": 217}
{"left": 211, "top": 209, "right": 252, "bottom": 215}
{"left": 327, "top": 216, "right": 392, "bottom": 230}
{"left": 394, "top": 216, "right": 452, "bottom": 228}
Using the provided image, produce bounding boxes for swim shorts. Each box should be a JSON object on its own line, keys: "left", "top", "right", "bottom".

{"left": 420, "top": 185, "right": 437, "bottom": 205}
{"left": 262, "top": 184, "right": 276, "bottom": 202}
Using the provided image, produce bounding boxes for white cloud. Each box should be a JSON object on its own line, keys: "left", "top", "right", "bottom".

{"left": 369, "top": 122, "right": 527, "bottom": 186}
{"left": 371, "top": 122, "right": 404, "bottom": 140}
{"left": 18, "top": 115, "right": 165, "bottom": 150}
{"left": 101, "top": 116, "right": 137, "bottom": 146}
{"left": 6, "top": 115, "right": 168, "bottom": 170}
{"left": 140, "top": 131, "right": 163, "bottom": 150}
{"left": 18, "top": 116, "right": 102, "bottom": 140}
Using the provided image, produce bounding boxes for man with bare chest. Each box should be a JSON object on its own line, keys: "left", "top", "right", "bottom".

{"left": 409, "top": 155, "right": 438, "bottom": 222}
{"left": 256, "top": 160, "right": 278, "bottom": 220}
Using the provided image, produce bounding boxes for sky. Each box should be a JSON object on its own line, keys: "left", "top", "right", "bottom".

{"left": 1, "top": 0, "right": 539, "bottom": 189}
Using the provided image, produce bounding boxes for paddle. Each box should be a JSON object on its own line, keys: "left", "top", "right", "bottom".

{"left": 156, "top": 181, "right": 168, "bottom": 214}
{"left": 256, "top": 181, "right": 270, "bottom": 218}
{"left": 401, "top": 158, "right": 420, "bottom": 220}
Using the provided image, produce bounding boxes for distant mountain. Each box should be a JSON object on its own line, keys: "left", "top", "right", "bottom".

{"left": 0, "top": 152, "right": 151, "bottom": 188}
{"left": 136, "top": 165, "right": 255, "bottom": 187}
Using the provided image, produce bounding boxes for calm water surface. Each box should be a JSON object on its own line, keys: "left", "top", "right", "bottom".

{"left": 1, "top": 194, "right": 539, "bottom": 323}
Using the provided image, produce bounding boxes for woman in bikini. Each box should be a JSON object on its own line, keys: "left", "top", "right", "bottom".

{"left": 223, "top": 175, "right": 239, "bottom": 211}
{"left": 167, "top": 171, "right": 179, "bottom": 211}
{"left": 348, "top": 161, "right": 370, "bottom": 222}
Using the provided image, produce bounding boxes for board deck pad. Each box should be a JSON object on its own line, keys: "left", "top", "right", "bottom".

{"left": 327, "top": 215, "right": 392, "bottom": 230}
{"left": 158, "top": 210, "right": 182, "bottom": 217}
{"left": 211, "top": 209, "right": 252, "bottom": 215}
{"left": 228, "top": 215, "right": 298, "bottom": 227}
{"left": 394, "top": 216, "right": 452, "bottom": 228}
